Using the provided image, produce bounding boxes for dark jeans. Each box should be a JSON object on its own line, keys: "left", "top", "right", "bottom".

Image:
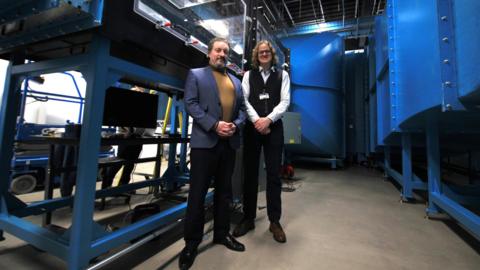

{"left": 101, "top": 144, "right": 143, "bottom": 188}
{"left": 242, "top": 120, "right": 283, "bottom": 223}
{"left": 53, "top": 145, "right": 77, "bottom": 197}
{"left": 184, "top": 140, "right": 236, "bottom": 247}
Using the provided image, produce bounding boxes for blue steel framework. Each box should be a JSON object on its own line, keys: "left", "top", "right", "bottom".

{"left": 12, "top": 73, "right": 86, "bottom": 190}
{"left": 0, "top": 34, "right": 200, "bottom": 269}
{"left": 373, "top": 0, "right": 480, "bottom": 239}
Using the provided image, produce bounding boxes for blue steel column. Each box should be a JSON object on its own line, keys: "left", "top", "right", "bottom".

{"left": 384, "top": 146, "right": 391, "bottom": 177}
{"left": 426, "top": 116, "right": 441, "bottom": 215}
{"left": 0, "top": 61, "right": 22, "bottom": 241}
{"left": 401, "top": 133, "right": 413, "bottom": 200}
{"left": 67, "top": 35, "right": 110, "bottom": 270}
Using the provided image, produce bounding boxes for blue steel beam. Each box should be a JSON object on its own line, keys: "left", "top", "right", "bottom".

{"left": 0, "top": 214, "right": 69, "bottom": 259}
{"left": 430, "top": 193, "right": 480, "bottom": 240}
{"left": 384, "top": 145, "right": 391, "bottom": 175}
{"left": 67, "top": 35, "right": 112, "bottom": 270}
{"left": 12, "top": 178, "right": 165, "bottom": 218}
{"left": 107, "top": 56, "right": 184, "bottom": 91}
{"left": 426, "top": 114, "right": 441, "bottom": 215}
{"left": 383, "top": 166, "right": 426, "bottom": 191}
{"left": 401, "top": 133, "right": 413, "bottom": 200}
{"left": 412, "top": 174, "right": 427, "bottom": 190}
{"left": 0, "top": 62, "right": 21, "bottom": 216}
{"left": 12, "top": 54, "right": 88, "bottom": 76}
{"left": 91, "top": 192, "right": 213, "bottom": 256}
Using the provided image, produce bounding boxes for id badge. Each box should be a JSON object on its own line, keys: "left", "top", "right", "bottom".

{"left": 259, "top": 93, "right": 270, "bottom": 100}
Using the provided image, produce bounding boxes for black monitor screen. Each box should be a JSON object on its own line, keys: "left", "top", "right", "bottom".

{"left": 103, "top": 87, "right": 158, "bottom": 128}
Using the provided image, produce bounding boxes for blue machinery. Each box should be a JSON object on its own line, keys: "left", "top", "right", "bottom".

{"left": 0, "top": 0, "right": 249, "bottom": 268}
{"left": 279, "top": 0, "right": 480, "bottom": 241}
{"left": 0, "top": 36, "right": 191, "bottom": 269}
{"left": 369, "top": 0, "right": 480, "bottom": 240}
{"left": 281, "top": 33, "right": 345, "bottom": 168}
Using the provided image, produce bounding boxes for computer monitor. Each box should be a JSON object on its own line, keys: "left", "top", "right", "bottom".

{"left": 103, "top": 87, "right": 158, "bottom": 128}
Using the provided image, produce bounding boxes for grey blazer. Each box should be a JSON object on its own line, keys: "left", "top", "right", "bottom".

{"left": 184, "top": 66, "right": 246, "bottom": 149}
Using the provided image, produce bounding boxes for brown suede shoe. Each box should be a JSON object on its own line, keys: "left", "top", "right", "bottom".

{"left": 269, "top": 222, "right": 286, "bottom": 243}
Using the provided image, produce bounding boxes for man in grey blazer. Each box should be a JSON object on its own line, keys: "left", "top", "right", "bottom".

{"left": 179, "top": 37, "right": 247, "bottom": 270}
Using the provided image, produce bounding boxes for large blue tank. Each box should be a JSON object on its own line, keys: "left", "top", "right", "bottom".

{"left": 381, "top": 0, "right": 480, "bottom": 135}
{"left": 371, "top": 0, "right": 480, "bottom": 241}
{"left": 281, "top": 33, "right": 344, "bottom": 158}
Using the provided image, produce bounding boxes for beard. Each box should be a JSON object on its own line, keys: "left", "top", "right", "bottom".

{"left": 209, "top": 58, "right": 226, "bottom": 72}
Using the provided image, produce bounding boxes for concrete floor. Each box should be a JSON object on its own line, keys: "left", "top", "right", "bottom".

{"left": 1, "top": 165, "right": 479, "bottom": 270}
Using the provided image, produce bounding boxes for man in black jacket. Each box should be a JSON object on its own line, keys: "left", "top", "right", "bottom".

{"left": 233, "top": 40, "right": 291, "bottom": 243}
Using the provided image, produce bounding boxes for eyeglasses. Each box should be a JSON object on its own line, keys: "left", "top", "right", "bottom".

{"left": 258, "top": 50, "right": 271, "bottom": 55}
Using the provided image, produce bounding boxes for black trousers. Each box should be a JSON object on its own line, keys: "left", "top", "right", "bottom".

{"left": 243, "top": 120, "right": 283, "bottom": 223}
{"left": 184, "top": 140, "right": 236, "bottom": 248}
{"left": 101, "top": 144, "right": 143, "bottom": 188}
{"left": 53, "top": 145, "right": 77, "bottom": 197}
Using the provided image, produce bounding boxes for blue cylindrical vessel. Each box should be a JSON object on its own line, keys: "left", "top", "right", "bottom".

{"left": 281, "top": 33, "right": 344, "bottom": 157}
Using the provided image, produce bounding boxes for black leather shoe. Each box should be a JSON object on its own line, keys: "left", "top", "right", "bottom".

{"left": 178, "top": 246, "right": 197, "bottom": 270}
{"left": 232, "top": 219, "right": 255, "bottom": 237}
{"left": 213, "top": 234, "right": 245, "bottom": 252}
{"left": 269, "top": 222, "right": 287, "bottom": 243}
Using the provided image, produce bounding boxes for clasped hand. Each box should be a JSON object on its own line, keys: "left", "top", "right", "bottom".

{"left": 254, "top": 117, "right": 272, "bottom": 135}
{"left": 216, "top": 121, "right": 236, "bottom": 137}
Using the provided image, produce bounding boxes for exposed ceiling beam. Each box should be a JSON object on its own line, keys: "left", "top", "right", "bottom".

{"left": 354, "top": 0, "right": 359, "bottom": 18}
{"left": 261, "top": 0, "right": 276, "bottom": 24}
{"left": 376, "top": 0, "right": 382, "bottom": 14}
{"left": 299, "top": 0, "right": 302, "bottom": 18}
{"left": 272, "top": 0, "right": 382, "bottom": 26}
{"left": 282, "top": 0, "right": 296, "bottom": 26}
{"left": 310, "top": 0, "right": 318, "bottom": 23}
{"left": 318, "top": 0, "right": 325, "bottom": 21}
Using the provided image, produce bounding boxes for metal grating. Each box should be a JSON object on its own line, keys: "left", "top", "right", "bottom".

{"left": 262, "top": 0, "right": 385, "bottom": 27}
